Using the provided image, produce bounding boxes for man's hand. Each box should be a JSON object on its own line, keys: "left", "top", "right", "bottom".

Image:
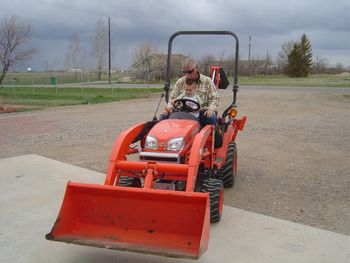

{"left": 205, "top": 108, "right": 214, "bottom": 118}
{"left": 163, "top": 105, "right": 173, "bottom": 115}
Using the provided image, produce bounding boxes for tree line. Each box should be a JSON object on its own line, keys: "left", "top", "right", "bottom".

{"left": 0, "top": 16, "right": 109, "bottom": 86}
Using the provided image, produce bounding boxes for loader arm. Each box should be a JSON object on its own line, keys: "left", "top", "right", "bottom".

{"left": 105, "top": 123, "right": 145, "bottom": 185}
{"left": 186, "top": 125, "right": 214, "bottom": 191}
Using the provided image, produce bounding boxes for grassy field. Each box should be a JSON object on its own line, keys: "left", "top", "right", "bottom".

{"left": 1, "top": 71, "right": 125, "bottom": 85}
{"left": 0, "top": 74, "right": 349, "bottom": 110}
{"left": 239, "top": 74, "right": 350, "bottom": 87}
{"left": 167, "top": 74, "right": 350, "bottom": 87}
{"left": 0, "top": 87, "right": 162, "bottom": 111}
{"left": 3, "top": 71, "right": 350, "bottom": 87}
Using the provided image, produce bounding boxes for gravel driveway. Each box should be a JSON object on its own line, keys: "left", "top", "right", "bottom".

{"left": 1, "top": 86, "right": 349, "bottom": 235}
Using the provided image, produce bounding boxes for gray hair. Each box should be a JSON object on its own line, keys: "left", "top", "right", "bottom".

{"left": 183, "top": 58, "right": 199, "bottom": 69}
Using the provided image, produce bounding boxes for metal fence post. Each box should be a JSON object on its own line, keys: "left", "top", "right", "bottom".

{"left": 12, "top": 72, "right": 15, "bottom": 96}
{"left": 32, "top": 70, "right": 34, "bottom": 95}
{"left": 55, "top": 74, "right": 57, "bottom": 97}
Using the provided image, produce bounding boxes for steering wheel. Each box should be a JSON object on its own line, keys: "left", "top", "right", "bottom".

{"left": 172, "top": 98, "right": 200, "bottom": 113}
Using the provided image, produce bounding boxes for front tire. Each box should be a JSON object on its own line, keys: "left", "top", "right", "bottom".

{"left": 216, "top": 142, "right": 237, "bottom": 187}
{"left": 201, "top": 178, "right": 224, "bottom": 223}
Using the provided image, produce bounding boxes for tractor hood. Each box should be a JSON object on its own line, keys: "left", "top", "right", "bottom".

{"left": 147, "top": 119, "right": 200, "bottom": 152}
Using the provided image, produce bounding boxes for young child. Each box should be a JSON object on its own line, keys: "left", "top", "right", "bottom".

{"left": 163, "top": 79, "right": 202, "bottom": 117}
{"left": 175, "top": 79, "right": 202, "bottom": 117}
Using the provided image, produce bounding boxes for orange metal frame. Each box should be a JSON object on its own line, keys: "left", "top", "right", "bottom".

{"left": 104, "top": 113, "right": 246, "bottom": 188}
{"left": 211, "top": 66, "right": 221, "bottom": 89}
{"left": 105, "top": 123, "right": 214, "bottom": 192}
{"left": 46, "top": 110, "right": 246, "bottom": 260}
{"left": 214, "top": 116, "right": 247, "bottom": 168}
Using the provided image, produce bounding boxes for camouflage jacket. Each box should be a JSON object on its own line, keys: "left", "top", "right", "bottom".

{"left": 169, "top": 73, "right": 219, "bottom": 111}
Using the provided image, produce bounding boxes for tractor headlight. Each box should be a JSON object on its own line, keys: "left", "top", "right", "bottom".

{"left": 145, "top": 136, "right": 158, "bottom": 150}
{"left": 167, "top": 137, "right": 185, "bottom": 152}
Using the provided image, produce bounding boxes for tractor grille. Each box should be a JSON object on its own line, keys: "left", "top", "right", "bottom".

{"left": 139, "top": 152, "right": 180, "bottom": 163}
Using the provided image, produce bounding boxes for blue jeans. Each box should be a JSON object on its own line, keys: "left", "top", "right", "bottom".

{"left": 199, "top": 111, "right": 217, "bottom": 126}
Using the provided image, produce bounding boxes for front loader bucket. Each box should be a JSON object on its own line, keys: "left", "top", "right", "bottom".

{"left": 46, "top": 182, "right": 210, "bottom": 259}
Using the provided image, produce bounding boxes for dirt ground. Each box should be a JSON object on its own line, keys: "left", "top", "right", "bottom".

{"left": 0, "top": 86, "right": 349, "bottom": 235}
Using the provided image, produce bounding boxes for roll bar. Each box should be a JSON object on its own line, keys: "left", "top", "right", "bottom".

{"left": 163, "top": 31, "right": 240, "bottom": 109}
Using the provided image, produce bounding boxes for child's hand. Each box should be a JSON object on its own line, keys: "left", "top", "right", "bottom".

{"left": 163, "top": 105, "right": 173, "bottom": 115}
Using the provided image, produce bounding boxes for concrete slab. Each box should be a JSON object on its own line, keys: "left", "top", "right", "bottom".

{"left": 0, "top": 154, "right": 349, "bottom": 263}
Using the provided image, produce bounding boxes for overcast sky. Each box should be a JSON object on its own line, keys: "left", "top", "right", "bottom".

{"left": 1, "top": 0, "right": 349, "bottom": 71}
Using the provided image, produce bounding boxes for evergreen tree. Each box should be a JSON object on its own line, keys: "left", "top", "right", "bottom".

{"left": 286, "top": 43, "right": 303, "bottom": 77}
{"left": 299, "top": 34, "right": 313, "bottom": 76}
{"left": 285, "top": 33, "right": 313, "bottom": 77}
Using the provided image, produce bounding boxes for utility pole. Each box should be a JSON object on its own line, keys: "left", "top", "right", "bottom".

{"left": 248, "top": 36, "right": 252, "bottom": 75}
{"left": 248, "top": 36, "right": 251, "bottom": 61}
{"left": 265, "top": 49, "right": 269, "bottom": 74}
{"left": 108, "top": 17, "right": 111, "bottom": 84}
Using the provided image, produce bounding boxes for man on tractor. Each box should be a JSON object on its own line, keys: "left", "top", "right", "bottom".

{"left": 46, "top": 31, "right": 246, "bottom": 260}
{"left": 161, "top": 58, "right": 219, "bottom": 127}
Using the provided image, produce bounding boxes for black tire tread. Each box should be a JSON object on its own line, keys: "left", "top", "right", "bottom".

{"left": 216, "top": 142, "right": 237, "bottom": 188}
{"left": 201, "top": 178, "right": 223, "bottom": 223}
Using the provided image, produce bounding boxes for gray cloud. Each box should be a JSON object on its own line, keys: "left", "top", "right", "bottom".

{"left": 1, "top": 0, "right": 349, "bottom": 70}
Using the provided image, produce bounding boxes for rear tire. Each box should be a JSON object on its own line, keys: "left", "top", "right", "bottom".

{"left": 201, "top": 178, "right": 224, "bottom": 223}
{"left": 118, "top": 176, "right": 142, "bottom": 187}
{"left": 216, "top": 142, "right": 237, "bottom": 188}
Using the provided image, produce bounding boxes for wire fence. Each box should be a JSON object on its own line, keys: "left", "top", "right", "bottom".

{"left": 0, "top": 69, "right": 160, "bottom": 87}
{"left": 0, "top": 70, "right": 165, "bottom": 100}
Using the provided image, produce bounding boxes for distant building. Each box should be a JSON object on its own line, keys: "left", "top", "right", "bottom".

{"left": 68, "top": 68, "right": 83, "bottom": 73}
{"left": 131, "top": 53, "right": 188, "bottom": 80}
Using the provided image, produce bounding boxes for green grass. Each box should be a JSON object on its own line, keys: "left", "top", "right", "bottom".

{"left": 238, "top": 74, "right": 350, "bottom": 87}
{"left": 3, "top": 72, "right": 349, "bottom": 87}
{"left": 2, "top": 72, "right": 121, "bottom": 85}
{"left": 0, "top": 87, "right": 162, "bottom": 107}
{"left": 1, "top": 74, "right": 348, "bottom": 110}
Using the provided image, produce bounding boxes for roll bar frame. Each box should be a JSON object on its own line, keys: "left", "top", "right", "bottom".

{"left": 163, "top": 31, "right": 240, "bottom": 112}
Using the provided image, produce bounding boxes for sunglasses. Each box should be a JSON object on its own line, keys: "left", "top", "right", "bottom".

{"left": 182, "top": 69, "right": 195, "bottom": 74}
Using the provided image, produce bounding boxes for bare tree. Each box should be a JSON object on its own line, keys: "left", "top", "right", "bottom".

{"left": 312, "top": 55, "right": 330, "bottom": 74}
{"left": 132, "top": 42, "right": 157, "bottom": 67}
{"left": 276, "top": 40, "right": 294, "bottom": 72}
{"left": 218, "top": 51, "right": 226, "bottom": 66}
{"left": 199, "top": 54, "right": 216, "bottom": 76}
{"left": 263, "top": 50, "right": 275, "bottom": 75}
{"left": 221, "top": 54, "right": 236, "bottom": 76}
{"left": 0, "top": 16, "right": 36, "bottom": 86}
{"left": 241, "top": 56, "right": 266, "bottom": 75}
{"left": 65, "top": 33, "right": 85, "bottom": 78}
{"left": 91, "top": 19, "right": 108, "bottom": 80}
{"left": 131, "top": 42, "right": 158, "bottom": 80}
{"left": 333, "top": 63, "right": 344, "bottom": 74}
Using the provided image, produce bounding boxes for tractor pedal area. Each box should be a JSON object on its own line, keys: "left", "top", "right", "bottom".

{"left": 153, "top": 180, "right": 186, "bottom": 191}
{"left": 153, "top": 179, "right": 176, "bottom": 190}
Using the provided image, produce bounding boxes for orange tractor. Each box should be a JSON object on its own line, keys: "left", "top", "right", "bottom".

{"left": 46, "top": 31, "right": 247, "bottom": 259}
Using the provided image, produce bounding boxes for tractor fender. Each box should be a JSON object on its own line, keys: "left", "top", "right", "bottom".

{"left": 186, "top": 125, "right": 214, "bottom": 191}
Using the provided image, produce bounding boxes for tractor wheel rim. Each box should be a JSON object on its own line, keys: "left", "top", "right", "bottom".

{"left": 219, "top": 188, "right": 224, "bottom": 216}
{"left": 232, "top": 153, "right": 237, "bottom": 177}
